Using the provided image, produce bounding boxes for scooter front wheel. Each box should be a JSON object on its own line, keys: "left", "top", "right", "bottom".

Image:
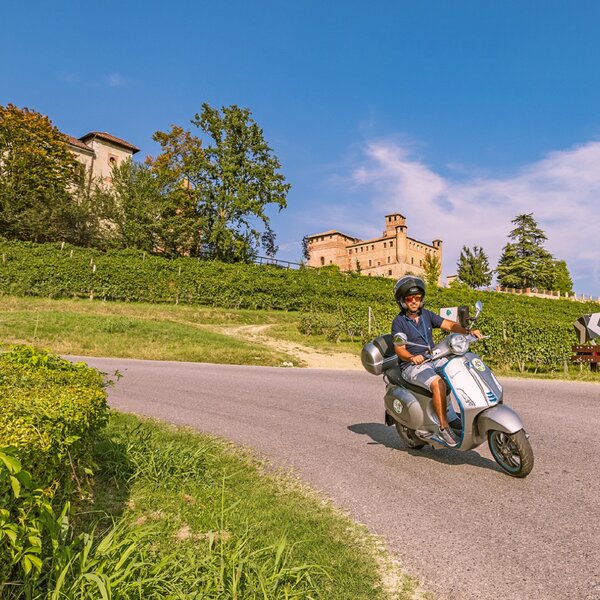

{"left": 395, "top": 423, "right": 425, "bottom": 450}
{"left": 488, "top": 429, "right": 534, "bottom": 478}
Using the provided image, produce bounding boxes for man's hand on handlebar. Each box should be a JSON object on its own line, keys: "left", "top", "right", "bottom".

{"left": 410, "top": 354, "right": 426, "bottom": 365}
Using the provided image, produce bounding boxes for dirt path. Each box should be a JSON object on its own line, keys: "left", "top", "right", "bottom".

{"left": 216, "top": 324, "right": 363, "bottom": 370}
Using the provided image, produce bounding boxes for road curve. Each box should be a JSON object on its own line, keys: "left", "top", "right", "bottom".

{"left": 74, "top": 356, "right": 600, "bottom": 600}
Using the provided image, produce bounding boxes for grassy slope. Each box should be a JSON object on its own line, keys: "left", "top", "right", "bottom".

{"left": 0, "top": 296, "right": 303, "bottom": 366}
{"left": 82, "top": 412, "right": 420, "bottom": 599}
{"left": 1, "top": 294, "right": 598, "bottom": 380}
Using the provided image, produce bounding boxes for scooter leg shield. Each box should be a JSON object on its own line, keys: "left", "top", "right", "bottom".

{"left": 476, "top": 404, "right": 524, "bottom": 436}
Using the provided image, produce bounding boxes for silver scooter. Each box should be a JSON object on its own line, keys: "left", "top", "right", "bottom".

{"left": 361, "top": 301, "right": 534, "bottom": 477}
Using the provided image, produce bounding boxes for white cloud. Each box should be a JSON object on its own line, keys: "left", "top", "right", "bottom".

{"left": 349, "top": 139, "right": 600, "bottom": 297}
{"left": 106, "top": 73, "right": 127, "bottom": 87}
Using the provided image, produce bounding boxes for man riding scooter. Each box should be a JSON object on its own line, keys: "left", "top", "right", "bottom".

{"left": 391, "top": 276, "right": 483, "bottom": 447}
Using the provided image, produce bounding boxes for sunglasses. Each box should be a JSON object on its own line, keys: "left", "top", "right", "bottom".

{"left": 404, "top": 294, "right": 423, "bottom": 302}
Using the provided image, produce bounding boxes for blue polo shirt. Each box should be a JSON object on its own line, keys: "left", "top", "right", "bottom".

{"left": 391, "top": 309, "right": 444, "bottom": 368}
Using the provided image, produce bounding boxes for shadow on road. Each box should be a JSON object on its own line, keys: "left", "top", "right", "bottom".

{"left": 348, "top": 422, "right": 501, "bottom": 473}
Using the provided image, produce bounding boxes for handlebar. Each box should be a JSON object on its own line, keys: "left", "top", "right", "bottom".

{"left": 467, "top": 333, "right": 490, "bottom": 342}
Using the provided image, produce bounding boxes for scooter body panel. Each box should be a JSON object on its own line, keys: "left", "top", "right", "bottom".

{"left": 384, "top": 385, "right": 424, "bottom": 428}
{"left": 384, "top": 382, "right": 460, "bottom": 449}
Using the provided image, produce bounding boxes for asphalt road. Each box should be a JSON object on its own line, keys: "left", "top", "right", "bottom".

{"left": 76, "top": 357, "right": 600, "bottom": 600}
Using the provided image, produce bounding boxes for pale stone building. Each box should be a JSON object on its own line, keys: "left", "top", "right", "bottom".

{"left": 65, "top": 131, "right": 139, "bottom": 186}
{"left": 305, "top": 213, "right": 443, "bottom": 282}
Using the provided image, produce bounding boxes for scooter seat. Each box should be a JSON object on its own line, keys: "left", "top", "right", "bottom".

{"left": 385, "top": 365, "right": 434, "bottom": 398}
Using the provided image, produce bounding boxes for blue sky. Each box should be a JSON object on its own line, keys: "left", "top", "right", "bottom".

{"left": 3, "top": 1, "right": 600, "bottom": 297}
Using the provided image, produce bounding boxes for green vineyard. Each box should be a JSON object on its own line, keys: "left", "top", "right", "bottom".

{"left": 0, "top": 239, "right": 597, "bottom": 373}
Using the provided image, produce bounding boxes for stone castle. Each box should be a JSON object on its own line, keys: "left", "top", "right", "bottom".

{"left": 305, "top": 213, "right": 442, "bottom": 282}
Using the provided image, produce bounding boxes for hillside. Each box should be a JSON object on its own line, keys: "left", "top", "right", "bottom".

{"left": 0, "top": 239, "right": 598, "bottom": 374}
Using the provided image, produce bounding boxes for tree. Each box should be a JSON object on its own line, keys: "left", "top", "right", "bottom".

{"left": 148, "top": 104, "right": 290, "bottom": 261}
{"left": 109, "top": 159, "right": 164, "bottom": 252}
{"left": 496, "top": 213, "right": 555, "bottom": 289}
{"left": 0, "top": 104, "right": 81, "bottom": 242}
{"left": 456, "top": 245, "right": 493, "bottom": 288}
{"left": 301, "top": 235, "right": 311, "bottom": 263}
{"left": 550, "top": 260, "right": 573, "bottom": 294}
{"left": 423, "top": 252, "right": 441, "bottom": 287}
{"left": 64, "top": 174, "right": 117, "bottom": 249}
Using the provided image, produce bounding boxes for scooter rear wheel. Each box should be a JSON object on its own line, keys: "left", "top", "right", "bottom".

{"left": 488, "top": 429, "right": 534, "bottom": 478}
{"left": 395, "top": 423, "right": 425, "bottom": 449}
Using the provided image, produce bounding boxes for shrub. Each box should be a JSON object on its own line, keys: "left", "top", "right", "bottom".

{"left": 0, "top": 346, "right": 108, "bottom": 589}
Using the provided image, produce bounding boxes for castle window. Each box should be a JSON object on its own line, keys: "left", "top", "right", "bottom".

{"left": 390, "top": 241, "right": 394, "bottom": 247}
{"left": 349, "top": 249, "right": 352, "bottom": 254}
{"left": 411, "top": 257, "right": 414, "bottom": 264}
{"left": 388, "top": 257, "right": 391, "bottom": 263}
{"left": 420, "top": 260, "right": 423, "bottom": 266}
{"left": 384, "top": 242, "right": 386, "bottom": 248}
{"left": 320, "top": 257, "right": 325, "bottom": 266}
{"left": 377, "top": 261, "right": 381, "bottom": 266}
{"left": 388, "top": 270, "right": 392, "bottom": 276}
{"left": 371, "top": 245, "right": 374, "bottom": 251}
{"left": 368, "top": 260, "right": 372, "bottom": 266}
{"left": 361, "top": 247, "right": 364, "bottom": 252}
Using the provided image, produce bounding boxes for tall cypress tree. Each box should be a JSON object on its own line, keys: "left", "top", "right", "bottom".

{"left": 496, "top": 213, "right": 555, "bottom": 289}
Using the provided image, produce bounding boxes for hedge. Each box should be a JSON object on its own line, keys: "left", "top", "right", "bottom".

{"left": 0, "top": 346, "right": 108, "bottom": 587}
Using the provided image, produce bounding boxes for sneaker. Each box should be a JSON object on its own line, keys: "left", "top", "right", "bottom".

{"left": 437, "top": 426, "right": 459, "bottom": 447}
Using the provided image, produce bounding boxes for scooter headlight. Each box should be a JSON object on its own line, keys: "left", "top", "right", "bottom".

{"left": 449, "top": 334, "right": 469, "bottom": 355}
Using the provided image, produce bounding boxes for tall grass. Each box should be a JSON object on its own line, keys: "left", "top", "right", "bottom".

{"left": 3, "top": 413, "right": 407, "bottom": 599}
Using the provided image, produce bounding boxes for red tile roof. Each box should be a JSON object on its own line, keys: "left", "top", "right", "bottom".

{"left": 79, "top": 131, "right": 140, "bottom": 153}
{"left": 64, "top": 133, "right": 94, "bottom": 153}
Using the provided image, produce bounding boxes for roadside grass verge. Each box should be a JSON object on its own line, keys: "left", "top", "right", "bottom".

{"left": 69, "top": 411, "right": 417, "bottom": 599}
{"left": 0, "top": 295, "right": 597, "bottom": 381}
{"left": 0, "top": 296, "right": 299, "bottom": 366}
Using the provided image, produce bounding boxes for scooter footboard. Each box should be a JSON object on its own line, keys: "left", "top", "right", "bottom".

{"left": 476, "top": 405, "right": 524, "bottom": 436}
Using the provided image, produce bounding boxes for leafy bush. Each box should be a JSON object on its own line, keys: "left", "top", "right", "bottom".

{"left": 0, "top": 346, "right": 108, "bottom": 590}
{"left": 0, "top": 347, "right": 108, "bottom": 485}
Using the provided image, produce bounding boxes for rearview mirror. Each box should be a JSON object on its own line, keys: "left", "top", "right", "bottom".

{"left": 457, "top": 305, "right": 470, "bottom": 328}
{"left": 474, "top": 300, "right": 483, "bottom": 319}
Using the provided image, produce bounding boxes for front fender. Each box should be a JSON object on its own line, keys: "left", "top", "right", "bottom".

{"left": 476, "top": 405, "right": 524, "bottom": 436}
